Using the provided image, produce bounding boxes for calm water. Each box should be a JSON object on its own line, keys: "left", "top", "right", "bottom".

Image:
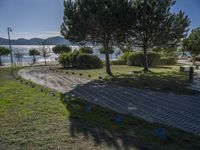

{"left": 1, "top": 45, "right": 121, "bottom": 65}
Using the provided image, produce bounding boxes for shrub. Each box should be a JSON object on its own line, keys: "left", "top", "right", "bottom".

{"left": 111, "top": 60, "right": 126, "bottom": 65}
{"left": 160, "top": 57, "right": 177, "bottom": 65}
{"left": 77, "top": 53, "right": 103, "bottom": 69}
{"left": 79, "top": 47, "right": 93, "bottom": 54}
{"left": 127, "top": 52, "right": 161, "bottom": 67}
{"left": 195, "top": 57, "right": 200, "bottom": 61}
{"left": 53, "top": 45, "right": 72, "bottom": 54}
{"left": 120, "top": 52, "right": 131, "bottom": 63}
{"left": 58, "top": 52, "right": 71, "bottom": 68}
{"left": 99, "top": 47, "right": 114, "bottom": 54}
{"left": 69, "top": 50, "right": 79, "bottom": 67}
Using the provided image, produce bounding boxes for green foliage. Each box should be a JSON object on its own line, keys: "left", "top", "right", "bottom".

{"left": 52, "top": 45, "right": 72, "bottom": 54}
{"left": 59, "top": 50, "right": 79, "bottom": 68}
{"left": 195, "top": 56, "right": 200, "bottom": 62}
{"left": 128, "top": 0, "right": 190, "bottom": 70}
{"left": 127, "top": 52, "right": 161, "bottom": 67}
{"left": 99, "top": 47, "right": 114, "bottom": 55}
{"left": 61, "top": 0, "right": 134, "bottom": 75}
{"left": 77, "top": 53, "right": 103, "bottom": 69}
{"left": 111, "top": 60, "right": 126, "bottom": 65}
{"left": 0, "top": 47, "right": 10, "bottom": 56}
{"left": 69, "top": 50, "right": 79, "bottom": 67}
{"left": 183, "top": 27, "right": 200, "bottom": 56}
{"left": 58, "top": 50, "right": 102, "bottom": 69}
{"left": 58, "top": 52, "right": 71, "bottom": 68}
{"left": 29, "top": 49, "right": 40, "bottom": 56}
{"left": 0, "top": 47, "right": 10, "bottom": 65}
{"left": 120, "top": 52, "right": 132, "bottom": 63}
{"left": 160, "top": 57, "right": 177, "bottom": 65}
{"left": 79, "top": 47, "right": 93, "bottom": 54}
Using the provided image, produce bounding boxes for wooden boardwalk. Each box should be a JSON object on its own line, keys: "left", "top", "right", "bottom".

{"left": 190, "top": 70, "right": 200, "bottom": 92}
{"left": 19, "top": 67, "right": 200, "bottom": 135}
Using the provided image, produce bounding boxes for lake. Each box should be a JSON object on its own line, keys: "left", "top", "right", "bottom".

{"left": 1, "top": 45, "right": 121, "bottom": 65}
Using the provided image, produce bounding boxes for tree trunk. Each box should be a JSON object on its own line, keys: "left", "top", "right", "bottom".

{"left": 104, "top": 41, "right": 112, "bottom": 76}
{"left": 44, "top": 55, "right": 47, "bottom": 66}
{"left": 143, "top": 44, "right": 148, "bottom": 72}
{"left": 0, "top": 55, "right": 2, "bottom": 66}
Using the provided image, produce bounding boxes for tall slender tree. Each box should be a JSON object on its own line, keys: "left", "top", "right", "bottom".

{"left": 61, "top": 0, "right": 134, "bottom": 75}
{"left": 128, "top": 0, "right": 190, "bottom": 71}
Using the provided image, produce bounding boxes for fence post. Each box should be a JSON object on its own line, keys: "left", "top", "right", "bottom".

{"left": 189, "top": 67, "right": 194, "bottom": 81}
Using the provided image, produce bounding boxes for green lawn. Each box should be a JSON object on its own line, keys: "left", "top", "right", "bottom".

{"left": 1, "top": 67, "right": 200, "bottom": 150}
{"left": 52, "top": 65, "right": 179, "bottom": 79}
{"left": 52, "top": 65, "right": 197, "bottom": 94}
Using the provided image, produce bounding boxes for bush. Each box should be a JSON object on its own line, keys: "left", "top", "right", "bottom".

{"left": 77, "top": 53, "right": 103, "bottom": 69}
{"left": 120, "top": 52, "right": 131, "bottom": 63}
{"left": 53, "top": 45, "right": 72, "bottom": 54}
{"left": 111, "top": 60, "right": 126, "bottom": 65}
{"left": 79, "top": 47, "right": 93, "bottom": 54}
{"left": 195, "top": 57, "right": 200, "bottom": 61}
{"left": 127, "top": 52, "right": 161, "bottom": 67}
{"left": 69, "top": 50, "right": 79, "bottom": 67}
{"left": 58, "top": 52, "right": 71, "bottom": 68}
{"left": 160, "top": 57, "right": 177, "bottom": 65}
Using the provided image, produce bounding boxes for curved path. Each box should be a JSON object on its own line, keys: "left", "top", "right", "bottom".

{"left": 19, "top": 67, "right": 200, "bottom": 135}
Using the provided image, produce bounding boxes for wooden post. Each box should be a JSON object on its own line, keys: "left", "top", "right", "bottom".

{"left": 189, "top": 67, "right": 194, "bottom": 81}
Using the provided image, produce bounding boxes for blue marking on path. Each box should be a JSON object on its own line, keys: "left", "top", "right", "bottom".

{"left": 113, "top": 115, "right": 123, "bottom": 124}
{"left": 153, "top": 128, "right": 167, "bottom": 140}
{"left": 84, "top": 105, "right": 92, "bottom": 112}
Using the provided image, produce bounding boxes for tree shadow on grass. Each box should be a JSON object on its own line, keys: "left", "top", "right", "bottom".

{"left": 61, "top": 93, "right": 148, "bottom": 150}
{"left": 60, "top": 80, "right": 200, "bottom": 150}
{"left": 108, "top": 71, "right": 199, "bottom": 95}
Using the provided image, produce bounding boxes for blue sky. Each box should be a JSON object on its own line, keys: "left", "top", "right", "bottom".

{"left": 0, "top": 0, "right": 200, "bottom": 39}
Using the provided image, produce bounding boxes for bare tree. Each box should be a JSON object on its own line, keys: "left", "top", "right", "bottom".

{"left": 41, "top": 41, "right": 49, "bottom": 66}
{"left": 15, "top": 51, "right": 24, "bottom": 67}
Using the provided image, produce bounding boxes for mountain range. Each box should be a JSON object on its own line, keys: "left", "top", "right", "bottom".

{"left": 0, "top": 36, "right": 71, "bottom": 45}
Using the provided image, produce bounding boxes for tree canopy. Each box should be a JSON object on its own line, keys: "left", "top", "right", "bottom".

{"left": 61, "top": 0, "right": 134, "bottom": 75}
{"left": 0, "top": 47, "right": 10, "bottom": 65}
{"left": 127, "top": 0, "right": 190, "bottom": 71}
{"left": 52, "top": 45, "right": 72, "bottom": 54}
{"left": 0, "top": 47, "right": 10, "bottom": 56}
{"left": 183, "top": 27, "right": 200, "bottom": 56}
{"left": 79, "top": 47, "right": 93, "bottom": 54}
{"left": 99, "top": 47, "right": 114, "bottom": 55}
{"left": 29, "top": 49, "right": 40, "bottom": 56}
{"left": 61, "top": 0, "right": 190, "bottom": 73}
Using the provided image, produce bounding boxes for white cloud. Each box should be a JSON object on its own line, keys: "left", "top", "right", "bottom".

{"left": 1, "top": 31, "right": 61, "bottom": 39}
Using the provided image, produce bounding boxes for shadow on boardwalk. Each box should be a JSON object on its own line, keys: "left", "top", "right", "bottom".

{"left": 60, "top": 80, "right": 200, "bottom": 150}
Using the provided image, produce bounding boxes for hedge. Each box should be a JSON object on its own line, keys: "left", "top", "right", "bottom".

{"left": 58, "top": 52, "right": 71, "bottom": 68}
{"left": 77, "top": 53, "right": 103, "bottom": 69}
{"left": 79, "top": 47, "right": 93, "bottom": 54}
{"left": 127, "top": 52, "right": 161, "bottom": 67}
{"left": 160, "top": 57, "right": 177, "bottom": 65}
{"left": 111, "top": 60, "right": 126, "bottom": 65}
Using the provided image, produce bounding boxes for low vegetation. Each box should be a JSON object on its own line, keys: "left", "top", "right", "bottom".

{"left": 1, "top": 67, "right": 200, "bottom": 150}
{"left": 127, "top": 52, "right": 161, "bottom": 67}
{"left": 58, "top": 50, "right": 103, "bottom": 69}
{"left": 0, "top": 47, "right": 10, "bottom": 66}
{"left": 52, "top": 65, "right": 197, "bottom": 95}
{"left": 52, "top": 44, "right": 72, "bottom": 54}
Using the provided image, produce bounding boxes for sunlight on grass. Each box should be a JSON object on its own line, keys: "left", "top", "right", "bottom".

{"left": 1, "top": 67, "right": 200, "bottom": 149}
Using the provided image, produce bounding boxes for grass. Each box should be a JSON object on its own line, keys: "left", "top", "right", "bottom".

{"left": 0, "top": 67, "right": 200, "bottom": 150}
{"left": 52, "top": 65, "right": 197, "bottom": 95}
{"left": 52, "top": 65, "right": 178, "bottom": 79}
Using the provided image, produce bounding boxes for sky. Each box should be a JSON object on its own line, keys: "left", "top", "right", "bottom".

{"left": 0, "top": 0, "right": 200, "bottom": 39}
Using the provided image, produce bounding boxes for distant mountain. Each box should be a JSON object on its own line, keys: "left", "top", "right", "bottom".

{"left": 0, "top": 36, "right": 71, "bottom": 45}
